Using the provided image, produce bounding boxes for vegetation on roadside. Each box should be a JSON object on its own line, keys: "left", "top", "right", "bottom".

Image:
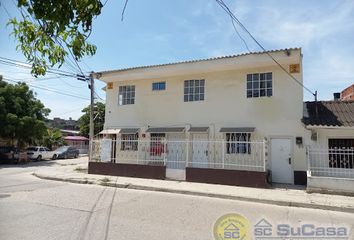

{"left": 41, "top": 128, "right": 65, "bottom": 150}
{"left": 78, "top": 102, "right": 105, "bottom": 137}
{"left": 0, "top": 78, "right": 50, "bottom": 147}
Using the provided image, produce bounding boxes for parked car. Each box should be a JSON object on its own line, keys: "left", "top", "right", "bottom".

{"left": 0, "top": 146, "right": 19, "bottom": 164}
{"left": 52, "top": 146, "right": 79, "bottom": 159}
{"left": 27, "top": 146, "right": 53, "bottom": 161}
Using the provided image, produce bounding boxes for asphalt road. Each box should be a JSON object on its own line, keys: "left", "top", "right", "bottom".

{"left": 0, "top": 159, "right": 353, "bottom": 240}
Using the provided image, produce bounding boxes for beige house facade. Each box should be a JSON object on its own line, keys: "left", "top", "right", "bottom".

{"left": 93, "top": 48, "right": 309, "bottom": 186}
{"left": 303, "top": 101, "right": 354, "bottom": 194}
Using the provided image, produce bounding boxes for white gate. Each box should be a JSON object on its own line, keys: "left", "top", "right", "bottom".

{"left": 191, "top": 133, "right": 209, "bottom": 168}
{"left": 166, "top": 133, "right": 186, "bottom": 180}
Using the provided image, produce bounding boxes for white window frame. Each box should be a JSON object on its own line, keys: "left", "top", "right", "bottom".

{"left": 118, "top": 85, "right": 135, "bottom": 105}
{"left": 184, "top": 79, "right": 205, "bottom": 102}
{"left": 247, "top": 72, "right": 272, "bottom": 98}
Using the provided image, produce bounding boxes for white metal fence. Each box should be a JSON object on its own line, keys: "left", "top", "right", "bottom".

{"left": 307, "top": 147, "right": 354, "bottom": 179}
{"left": 90, "top": 139, "right": 267, "bottom": 172}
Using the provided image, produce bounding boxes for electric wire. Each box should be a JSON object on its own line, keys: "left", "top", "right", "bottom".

{"left": 3, "top": 77, "right": 90, "bottom": 100}
{"left": 0, "top": 2, "right": 11, "bottom": 18}
{"left": 215, "top": 0, "right": 316, "bottom": 97}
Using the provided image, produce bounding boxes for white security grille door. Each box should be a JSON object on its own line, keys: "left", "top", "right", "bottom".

{"left": 270, "top": 138, "right": 294, "bottom": 184}
{"left": 192, "top": 133, "right": 209, "bottom": 168}
{"left": 166, "top": 133, "right": 185, "bottom": 169}
{"left": 166, "top": 133, "right": 186, "bottom": 180}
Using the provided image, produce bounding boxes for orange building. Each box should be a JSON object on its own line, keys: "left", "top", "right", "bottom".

{"left": 341, "top": 84, "right": 354, "bottom": 101}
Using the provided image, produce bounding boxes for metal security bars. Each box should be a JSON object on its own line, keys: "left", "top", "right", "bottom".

{"left": 90, "top": 139, "right": 267, "bottom": 172}
{"left": 307, "top": 147, "right": 354, "bottom": 179}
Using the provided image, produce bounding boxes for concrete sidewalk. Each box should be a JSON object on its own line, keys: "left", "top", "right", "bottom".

{"left": 32, "top": 159, "right": 354, "bottom": 213}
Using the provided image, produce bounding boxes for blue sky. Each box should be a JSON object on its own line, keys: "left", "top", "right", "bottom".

{"left": 1, "top": 0, "right": 354, "bottom": 120}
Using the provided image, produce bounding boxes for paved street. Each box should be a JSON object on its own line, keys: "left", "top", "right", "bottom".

{"left": 0, "top": 159, "right": 354, "bottom": 240}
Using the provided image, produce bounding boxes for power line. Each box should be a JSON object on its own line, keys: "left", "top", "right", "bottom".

{"left": 1, "top": 74, "right": 86, "bottom": 96}
{"left": 13, "top": 4, "right": 87, "bottom": 78}
{"left": 56, "top": 106, "right": 86, "bottom": 116}
{"left": 0, "top": 56, "right": 76, "bottom": 76}
{"left": 94, "top": 90, "right": 104, "bottom": 101}
{"left": 58, "top": 77, "right": 85, "bottom": 89}
{"left": 3, "top": 78, "right": 90, "bottom": 100}
{"left": 230, "top": 17, "right": 250, "bottom": 52}
{"left": 0, "top": 2, "right": 11, "bottom": 18}
{"left": 121, "top": 0, "right": 129, "bottom": 21}
{"left": 215, "top": 0, "right": 316, "bottom": 97}
{"left": 0, "top": 57, "right": 78, "bottom": 78}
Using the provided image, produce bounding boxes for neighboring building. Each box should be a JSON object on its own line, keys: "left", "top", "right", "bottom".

{"left": 303, "top": 100, "right": 354, "bottom": 195}
{"left": 340, "top": 84, "right": 354, "bottom": 101}
{"left": 90, "top": 48, "right": 308, "bottom": 187}
{"left": 60, "top": 129, "right": 80, "bottom": 136}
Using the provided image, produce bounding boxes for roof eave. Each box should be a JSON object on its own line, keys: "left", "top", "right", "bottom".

{"left": 95, "top": 48, "right": 301, "bottom": 82}
{"left": 305, "top": 125, "right": 354, "bottom": 129}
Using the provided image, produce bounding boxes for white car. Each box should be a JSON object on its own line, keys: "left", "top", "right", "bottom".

{"left": 27, "top": 146, "right": 54, "bottom": 161}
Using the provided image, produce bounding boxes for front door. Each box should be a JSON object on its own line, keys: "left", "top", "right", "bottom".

{"left": 270, "top": 138, "right": 294, "bottom": 184}
{"left": 192, "top": 133, "right": 208, "bottom": 168}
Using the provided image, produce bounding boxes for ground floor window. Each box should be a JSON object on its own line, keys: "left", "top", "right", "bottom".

{"left": 150, "top": 133, "right": 165, "bottom": 156}
{"left": 120, "top": 133, "right": 138, "bottom": 151}
{"left": 328, "top": 138, "right": 354, "bottom": 169}
{"left": 226, "top": 133, "right": 251, "bottom": 154}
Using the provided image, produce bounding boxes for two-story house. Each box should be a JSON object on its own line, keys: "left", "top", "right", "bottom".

{"left": 90, "top": 48, "right": 308, "bottom": 187}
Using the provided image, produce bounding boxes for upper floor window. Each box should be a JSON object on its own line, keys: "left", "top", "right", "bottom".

{"left": 184, "top": 79, "right": 205, "bottom": 102}
{"left": 152, "top": 82, "right": 166, "bottom": 91}
{"left": 118, "top": 85, "right": 135, "bottom": 105}
{"left": 247, "top": 72, "right": 272, "bottom": 98}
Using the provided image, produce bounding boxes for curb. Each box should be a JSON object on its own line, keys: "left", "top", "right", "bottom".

{"left": 33, "top": 173, "right": 354, "bottom": 214}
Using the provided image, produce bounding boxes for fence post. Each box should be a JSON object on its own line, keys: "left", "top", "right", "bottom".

{"left": 186, "top": 139, "right": 189, "bottom": 168}
{"left": 89, "top": 139, "right": 93, "bottom": 162}
{"left": 263, "top": 140, "right": 266, "bottom": 172}
{"left": 306, "top": 146, "right": 311, "bottom": 177}
{"left": 136, "top": 139, "right": 139, "bottom": 165}
{"left": 163, "top": 139, "right": 167, "bottom": 166}
{"left": 222, "top": 139, "right": 225, "bottom": 169}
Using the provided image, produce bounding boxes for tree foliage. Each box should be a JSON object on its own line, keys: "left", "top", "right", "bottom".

{"left": 8, "top": 0, "right": 103, "bottom": 76}
{"left": 78, "top": 102, "right": 105, "bottom": 137}
{"left": 41, "top": 128, "right": 65, "bottom": 150}
{"left": 0, "top": 79, "right": 50, "bottom": 146}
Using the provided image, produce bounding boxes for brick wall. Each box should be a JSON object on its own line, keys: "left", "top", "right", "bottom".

{"left": 341, "top": 84, "right": 354, "bottom": 101}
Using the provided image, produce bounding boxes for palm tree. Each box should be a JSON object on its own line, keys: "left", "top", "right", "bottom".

{"left": 42, "top": 128, "right": 64, "bottom": 150}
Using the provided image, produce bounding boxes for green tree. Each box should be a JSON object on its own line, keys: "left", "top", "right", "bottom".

{"left": 0, "top": 79, "right": 50, "bottom": 146}
{"left": 78, "top": 102, "right": 105, "bottom": 137}
{"left": 8, "top": 0, "right": 103, "bottom": 76}
{"left": 41, "top": 128, "right": 65, "bottom": 150}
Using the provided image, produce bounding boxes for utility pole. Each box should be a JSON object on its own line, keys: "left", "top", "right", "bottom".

{"left": 89, "top": 72, "right": 95, "bottom": 161}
